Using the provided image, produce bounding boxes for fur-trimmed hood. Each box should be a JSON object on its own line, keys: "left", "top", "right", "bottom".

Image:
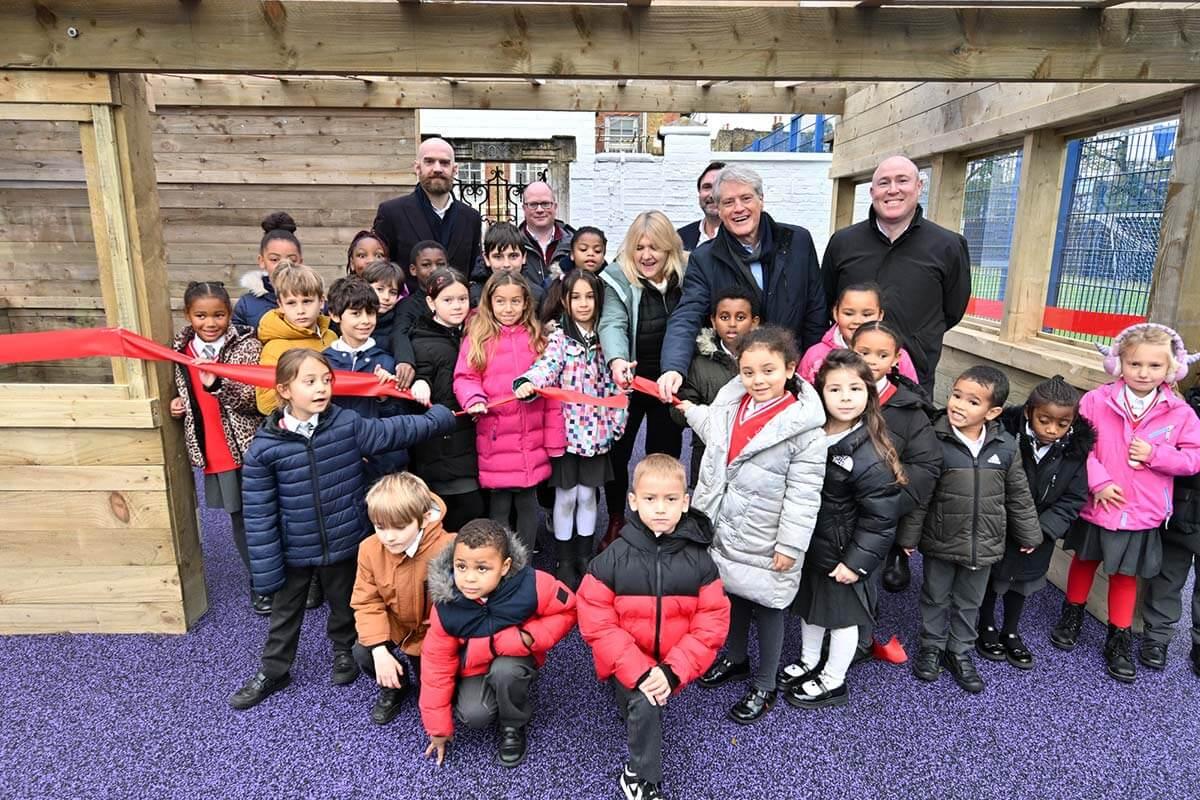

{"left": 999, "top": 405, "right": 1096, "bottom": 460}
{"left": 695, "top": 328, "right": 722, "bottom": 359}
{"left": 239, "top": 269, "right": 272, "bottom": 298}
{"left": 426, "top": 525, "right": 530, "bottom": 605}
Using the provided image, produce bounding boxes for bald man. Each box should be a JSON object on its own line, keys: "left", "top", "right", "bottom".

{"left": 821, "top": 155, "right": 970, "bottom": 392}
{"left": 373, "top": 137, "right": 483, "bottom": 286}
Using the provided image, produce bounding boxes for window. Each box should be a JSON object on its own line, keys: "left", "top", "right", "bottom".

{"left": 457, "top": 161, "right": 483, "bottom": 185}
{"left": 513, "top": 163, "right": 548, "bottom": 186}
{"left": 960, "top": 149, "right": 1023, "bottom": 323}
{"left": 603, "top": 116, "right": 640, "bottom": 153}
{"left": 1045, "top": 119, "right": 1176, "bottom": 343}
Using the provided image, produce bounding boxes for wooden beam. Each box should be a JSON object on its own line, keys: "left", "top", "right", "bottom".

{"left": 926, "top": 151, "right": 967, "bottom": 230}
{"left": 0, "top": 70, "right": 115, "bottom": 104}
{"left": 1147, "top": 88, "right": 1200, "bottom": 386}
{"left": 830, "top": 176, "right": 858, "bottom": 235}
{"left": 4, "top": 4, "right": 1200, "bottom": 82}
{"left": 0, "top": 103, "right": 92, "bottom": 121}
{"left": 146, "top": 74, "right": 847, "bottom": 114}
{"left": 999, "top": 130, "right": 1069, "bottom": 342}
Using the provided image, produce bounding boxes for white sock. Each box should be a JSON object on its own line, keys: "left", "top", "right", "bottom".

{"left": 795, "top": 618, "right": 825, "bottom": 676}
{"left": 819, "top": 625, "right": 858, "bottom": 690}
{"left": 574, "top": 485, "right": 598, "bottom": 538}
{"left": 553, "top": 487, "right": 576, "bottom": 542}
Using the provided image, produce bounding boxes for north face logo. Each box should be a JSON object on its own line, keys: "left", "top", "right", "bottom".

{"left": 987, "top": 454, "right": 1002, "bottom": 465}
{"left": 832, "top": 455, "right": 854, "bottom": 472}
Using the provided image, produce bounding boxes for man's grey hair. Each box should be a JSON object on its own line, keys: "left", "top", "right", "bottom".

{"left": 712, "top": 165, "right": 764, "bottom": 202}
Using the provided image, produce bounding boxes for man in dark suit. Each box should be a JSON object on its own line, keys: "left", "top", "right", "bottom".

{"left": 373, "top": 137, "right": 483, "bottom": 291}
{"left": 676, "top": 161, "right": 726, "bottom": 251}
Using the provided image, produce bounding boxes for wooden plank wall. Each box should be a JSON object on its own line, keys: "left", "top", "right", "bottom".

{"left": 0, "top": 106, "right": 417, "bottom": 382}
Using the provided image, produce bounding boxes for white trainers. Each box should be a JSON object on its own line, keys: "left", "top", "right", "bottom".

{"left": 619, "top": 764, "right": 663, "bottom": 800}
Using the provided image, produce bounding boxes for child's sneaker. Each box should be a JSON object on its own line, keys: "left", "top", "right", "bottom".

{"left": 620, "top": 764, "right": 663, "bottom": 800}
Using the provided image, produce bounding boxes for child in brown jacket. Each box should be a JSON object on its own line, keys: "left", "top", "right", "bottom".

{"left": 351, "top": 472, "right": 455, "bottom": 725}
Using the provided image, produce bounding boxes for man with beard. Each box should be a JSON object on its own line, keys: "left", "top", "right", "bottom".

{"left": 373, "top": 138, "right": 483, "bottom": 291}
{"left": 676, "top": 161, "right": 725, "bottom": 252}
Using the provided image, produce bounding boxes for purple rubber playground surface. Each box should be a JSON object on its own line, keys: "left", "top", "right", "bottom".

{"left": 3, "top": 437, "right": 1200, "bottom": 799}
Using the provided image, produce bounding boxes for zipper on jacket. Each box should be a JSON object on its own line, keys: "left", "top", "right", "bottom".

{"left": 653, "top": 546, "right": 664, "bottom": 661}
{"left": 305, "top": 441, "right": 332, "bottom": 566}
{"left": 970, "top": 454, "right": 980, "bottom": 569}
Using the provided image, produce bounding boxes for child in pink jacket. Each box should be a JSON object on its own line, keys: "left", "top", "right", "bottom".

{"left": 455, "top": 272, "right": 567, "bottom": 552}
{"left": 1051, "top": 322, "right": 1200, "bottom": 684}
{"left": 800, "top": 282, "right": 918, "bottom": 385}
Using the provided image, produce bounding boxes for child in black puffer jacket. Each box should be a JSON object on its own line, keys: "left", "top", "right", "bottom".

{"left": 978, "top": 376, "right": 1092, "bottom": 670}
{"left": 1142, "top": 386, "right": 1200, "bottom": 676}
{"left": 230, "top": 349, "right": 455, "bottom": 712}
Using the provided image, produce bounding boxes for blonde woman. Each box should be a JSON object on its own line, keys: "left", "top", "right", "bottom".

{"left": 597, "top": 211, "right": 688, "bottom": 545}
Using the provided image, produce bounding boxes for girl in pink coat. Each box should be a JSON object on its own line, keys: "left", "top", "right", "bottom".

{"left": 1051, "top": 322, "right": 1200, "bottom": 683}
{"left": 799, "top": 282, "right": 918, "bottom": 385}
{"left": 455, "top": 272, "right": 567, "bottom": 552}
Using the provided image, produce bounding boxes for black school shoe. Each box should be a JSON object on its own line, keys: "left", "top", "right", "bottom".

{"left": 777, "top": 660, "right": 821, "bottom": 693}
{"left": 251, "top": 592, "right": 273, "bottom": 616}
{"left": 976, "top": 625, "right": 1006, "bottom": 662}
{"left": 331, "top": 651, "right": 360, "bottom": 686}
{"left": 699, "top": 656, "right": 750, "bottom": 688}
{"left": 229, "top": 671, "right": 291, "bottom": 710}
{"left": 784, "top": 677, "right": 849, "bottom": 710}
{"left": 1104, "top": 625, "right": 1137, "bottom": 683}
{"left": 1002, "top": 633, "right": 1035, "bottom": 670}
{"left": 1138, "top": 640, "right": 1168, "bottom": 671}
{"left": 497, "top": 725, "right": 528, "bottom": 768}
{"left": 728, "top": 687, "right": 776, "bottom": 724}
{"left": 371, "top": 687, "right": 406, "bottom": 725}
{"left": 941, "top": 650, "right": 985, "bottom": 694}
{"left": 912, "top": 646, "right": 943, "bottom": 682}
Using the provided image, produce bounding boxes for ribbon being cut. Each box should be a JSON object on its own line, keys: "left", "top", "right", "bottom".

{"left": 0, "top": 327, "right": 655, "bottom": 413}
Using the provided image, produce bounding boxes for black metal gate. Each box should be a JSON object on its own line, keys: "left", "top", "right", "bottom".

{"left": 453, "top": 166, "right": 547, "bottom": 225}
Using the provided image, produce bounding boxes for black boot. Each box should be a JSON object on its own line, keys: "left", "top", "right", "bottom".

{"left": 305, "top": 575, "right": 324, "bottom": 610}
{"left": 1104, "top": 624, "right": 1136, "bottom": 683}
{"left": 574, "top": 535, "right": 595, "bottom": 585}
{"left": 497, "top": 725, "right": 528, "bottom": 768}
{"left": 1050, "top": 601, "right": 1085, "bottom": 651}
{"left": 554, "top": 538, "right": 579, "bottom": 589}
{"left": 881, "top": 546, "right": 911, "bottom": 593}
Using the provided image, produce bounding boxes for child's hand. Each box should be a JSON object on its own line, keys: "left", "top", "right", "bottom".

{"left": 424, "top": 735, "right": 450, "bottom": 766}
{"left": 771, "top": 552, "right": 796, "bottom": 572}
{"left": 638, "top": 666, "right": 671, "bottom": 707}
{"left": 610, "top": 359, "right": 636, "bottom": 389}
{"left": 192, "top": 357, "right": 217, "bottom": 388}
{"left": 394, "top": 362, "right": 416, "bottom": 390}
{"left": 1128, "top": 437, "right": 1152, "bottom": 464}
{"left": 374, "top": 364, "right": 396, "bottom": 386}
{"left": 514, "top": 382, "right": 538, "bottom": 400}
{"left": 675, "top": 400, "right": 694, "bottom": 414}
{"left": 410, "top": 380, "right": 432, "bottom": 407}
{"left": 829, "top": 562, "right": 859, "bottom": 584}
{"left": 372, "top": 648, "right": 404, "bottom": 689}
{"left": 467, "top": 402, "right": 488, "bottom": 416}
{"left": 169, "top": 396, "right": 187, "bottom": 418}
{"left": 903, "top": 548, "right": 915, "bottom": 557}
{"left": 1094, "top": 483, "right": 1126, "bottom": 512}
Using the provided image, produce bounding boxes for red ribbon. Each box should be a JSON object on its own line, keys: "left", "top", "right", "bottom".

{"left": 0, "top": 327, "right": 632, "bottom": 412}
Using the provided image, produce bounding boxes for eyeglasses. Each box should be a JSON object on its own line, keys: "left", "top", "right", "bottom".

{"left": 523, "top": 201, "right": 556, "bottom": 210}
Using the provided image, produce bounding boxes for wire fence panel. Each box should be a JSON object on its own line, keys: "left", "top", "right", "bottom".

{"left": 1046, "top": 120, "right": 1176, "bottom": 343}
{"left": 961, "top": 149, "right": 1023, "bottom": 322}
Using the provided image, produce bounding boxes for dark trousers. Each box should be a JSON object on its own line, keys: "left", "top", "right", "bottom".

{"left": 260, "top": 559, "right": 357, "bottom": 679}
{"left": 605, "top": 391, "right": 683, "bottom": 513}
{"left": 442, "top": 490, "right": 485, "bottom": 533}
{"left": 489, "top": 488, "right": 539, "bottom": 552}
{"left": 1143, "top": 528, "right": 1200, "bottom": 646}
{"left": 351, "top": 641, "right": 422, "bottom": 686}
{"left": 919, "top": 557, "right": 990, "bottom": 654}
{"left": 611, "top": 678, "right": 663, "bottom": 785}
{"left": 455, "top": 655, "right": 537, "bottom": 730}
{"left": 725, "top": 594, "right": 788, "bottom": 691}
{"left": 230, "top": 511, "right": 250, "bottom": 573}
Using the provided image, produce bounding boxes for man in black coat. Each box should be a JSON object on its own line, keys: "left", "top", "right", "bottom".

{"left": 676, "top": 161, "right": 725, "bottom": 251}
{"left": 373, "top": 137, "right": 483, "bottom": 288}
{"left": 658, "top": 165, "right": 827, "bottom": 400}
{"left": 821, "top": 156, "right": 971, "bottom": 393}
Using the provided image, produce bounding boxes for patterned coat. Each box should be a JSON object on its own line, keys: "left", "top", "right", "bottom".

{"left": 518, "top": 325, "right": 627, "bottom": 457}
{"left": 172, "top": 324, "right": 263, "bottom": 469}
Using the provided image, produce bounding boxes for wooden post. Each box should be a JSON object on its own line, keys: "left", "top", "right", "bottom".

{"left": 998, "top": 131, "right": 1069, "bottom": 342}
{"left": 926, "top": 152, "right": 967, "bottom": 230}
{"left": 830, "top": 176, "right": 857, "bottom": 234}
{"left": 1147, "top": 88, "right": 1200, "bottom": 389}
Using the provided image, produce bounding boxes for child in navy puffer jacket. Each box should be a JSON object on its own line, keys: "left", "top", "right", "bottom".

{"left": 229, "top": 349, "right": 454, "bottom": 711}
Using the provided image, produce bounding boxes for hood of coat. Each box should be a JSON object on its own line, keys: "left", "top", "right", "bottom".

{"left": 426, "top": 524, "right": 531, "bottom": 605}
{"left": 257, "top": 308, "right": 332, "bottom": 342}
{"left": 619, "top": 508, "right": 715, "bottom": 554}
{"left": 695, "top": 328, "right": 736, "bottom": 363}
{"left": 239, "top": 269, "right": 272, "bottom": 298}
{"left": 886, "top": 373, "right": 935, "bottom": 414}
{"left": 172, "top": 323, "right": 255, "bottom": 354}
{"left": 711, "top": 373, "right": 827, "bottom": 444}
{"left": 999, "top": 404, "right": 1096, "bottom": 460}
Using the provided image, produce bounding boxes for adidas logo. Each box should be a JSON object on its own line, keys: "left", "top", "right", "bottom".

{"left": 987, "top": 454, "right": 1002, "bottom": 465}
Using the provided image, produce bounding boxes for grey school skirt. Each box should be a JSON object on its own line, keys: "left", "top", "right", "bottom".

{"left": 204, "top": 469, "right": 242, "bottom": 515}
{"left": 1063, "top": 519, "right": 1163, "bottom": 578}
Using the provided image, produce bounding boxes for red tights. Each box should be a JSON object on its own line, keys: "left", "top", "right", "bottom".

{"left": 1065, "top": 556, "right": 1137, "bottom": 628}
